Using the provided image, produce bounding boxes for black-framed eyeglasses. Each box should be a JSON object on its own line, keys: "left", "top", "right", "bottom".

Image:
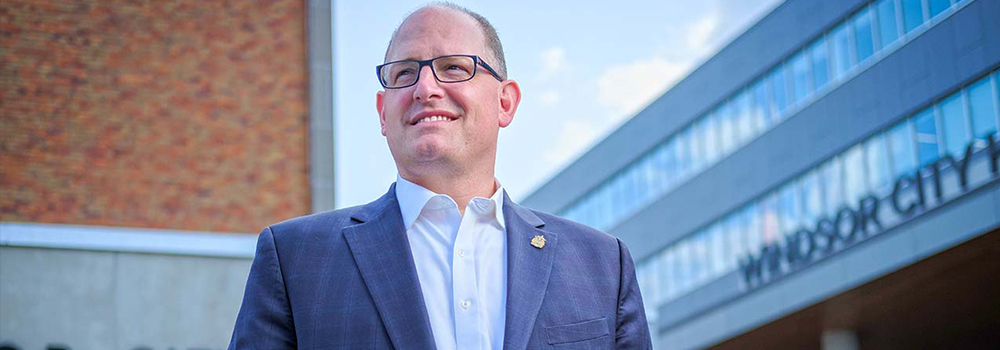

{"left": 376, "top": 54, "right": 503, "bottom": 89}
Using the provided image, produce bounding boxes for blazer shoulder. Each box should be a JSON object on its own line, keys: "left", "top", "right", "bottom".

{"left": 267, "top": 205, "right": 363, "bottom": 239}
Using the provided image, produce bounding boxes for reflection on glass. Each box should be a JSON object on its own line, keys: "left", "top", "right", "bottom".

{"left": 761, "top": 194, "right": 782, "bottom": 244}
{"left": 790, "top": 51, "right": 812, "bottom": 104}
{"left": 752, "top": 79, "right": 772, "bottom": 128}
{"left": 725, "top": 214, "right": 745, "bottom": 272}
{"left": 844, "top": 144, "right": 868, "bottom": 203}
{"left": 770, "top": 66, "right": 790, "bottom": 114}
{"left": 675, "top": 132, "right": 690, "bottom": 180}
{"left": 709, "top": 224, "right": 727, "bottom": 276}
{"left": 915, "top": 108, "right": 940, "bottom": 166}
{"left": 866, "top": 134, "right": 892, "bottom": 194}
{"left": 831, "top": 23, "right": 853, "bottom": 79}
{"left": 703, "top": 115, "right": 720, "bottom": 164}
{"left": 659, "top": 142, "right": 675, "bottom": 191}
{"left": 968, "top": 75, "right": 998, "bottom": 140}
{"left": 736, "top": 91, "right": 754, "bottom": 147}
{"left": 888, "top": 119, "right": 917, "bottom": 179}
{"left": 689, "top": 124, "right": 704, "bottom": 173}
{"left": 928, "top": 0, "right": 950, "bottom": 17}
{"left": 939, "top": 93, "right": 969, "bottom": 157}
{"left": 744, "top": 204, "right": 763, "bottom": 256}
{"left": 876, "top": 0, "right": 900, "bottom": 48}
{"left": 821, "top": 157, "right": 845, "bottom": 216}
{"left": 779, "top": 184, "right": 803, "bottom": 234}
{"left": 801, "top": 170, "right": 824, "bottom": 223}
{"left": 853, "top": 8, "right": 875, "bottom": 62}
{"left": 809, "top": 38, "right": 830, "bottom": 91}
{"left": 719, "top": 105, "right": 736, "bottom": 155}
{"left": 901, "top": 0, "right": 924, "bottom": 33}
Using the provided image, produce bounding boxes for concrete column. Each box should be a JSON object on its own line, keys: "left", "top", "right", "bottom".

{"left": 822, "top": 329, "right": 860, "bottom": 350}
{"left": 306, "top": 0, "right": 336, "bottom": 212}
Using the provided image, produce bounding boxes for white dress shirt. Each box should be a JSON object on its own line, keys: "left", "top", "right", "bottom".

{"left": 395, "top": 175, "right": 507, "bottom": 350}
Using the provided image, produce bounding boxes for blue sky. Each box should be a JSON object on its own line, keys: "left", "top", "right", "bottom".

{"left": 333, "top": 0, "right": 784, "bottom": 208}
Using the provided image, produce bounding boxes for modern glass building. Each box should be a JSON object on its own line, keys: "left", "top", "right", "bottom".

{"left": 522, "top": 0, "right": 999, "bottom": 348}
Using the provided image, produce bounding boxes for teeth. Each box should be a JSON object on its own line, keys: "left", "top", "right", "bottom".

{"left": 417, "top": 115, "right": 449, "bottom": 124}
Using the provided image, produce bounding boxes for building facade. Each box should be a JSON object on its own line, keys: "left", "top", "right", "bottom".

{"left": 0, "top": 1, "right": 333, "bottom": 349}
{"left": 522, "top": 0, "right": 999, "bottom": 348}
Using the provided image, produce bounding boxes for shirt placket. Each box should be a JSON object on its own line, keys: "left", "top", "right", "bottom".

{"left": 452, "top": 202, "right": 483, "bottom": 350}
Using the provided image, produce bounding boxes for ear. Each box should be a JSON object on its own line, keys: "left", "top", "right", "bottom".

{"left": 497, "top": 79, "right": 521, "bottom": 128}
{"left": 376, "top": 90, "right": 387, "bottom": 136}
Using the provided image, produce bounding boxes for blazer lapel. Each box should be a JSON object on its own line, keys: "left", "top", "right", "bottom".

{"left": 343, "top": 184, "right": 437, "bottom": 350}
{"left": 502, "top": 193, "right": 558, "bottom": 350}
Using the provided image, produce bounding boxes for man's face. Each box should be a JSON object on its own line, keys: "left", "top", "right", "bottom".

{"left": 376, "top": 7, "right": 518, "bottom": 177}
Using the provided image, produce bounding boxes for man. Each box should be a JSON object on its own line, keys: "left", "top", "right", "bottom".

{"left": 229, "top": 3, "right": 652, "bottom": 349}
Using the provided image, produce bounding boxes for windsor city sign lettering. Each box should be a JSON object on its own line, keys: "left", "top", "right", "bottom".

{"left": 739, "top": 134, "right": 1000, "bottom": 288}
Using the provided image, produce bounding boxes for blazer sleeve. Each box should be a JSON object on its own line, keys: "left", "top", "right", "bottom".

{"left": 228, "top": 226, "right": 296, "bottom": 350}
{"left": 615, "top": 238, "right": 654, "bottom": 349}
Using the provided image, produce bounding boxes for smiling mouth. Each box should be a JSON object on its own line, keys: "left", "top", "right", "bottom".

{"left": 412, "top": 115, "right": 455, "bottom": 125}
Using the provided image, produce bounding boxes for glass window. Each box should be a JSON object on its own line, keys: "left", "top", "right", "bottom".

{"left": 770, "top": 65, "right": 790, "bottom": 115}
{"left": 744, "top": 204, "right": 763, "bottom": 255}
{"left": 901, "top": 0, "right": 925, "bottom": 33}
{"left": 888, "top": 119, "right": 917, "bottom": 179}
{"left": 821, "top": 157, "right": 846, "bottom": 216}
{"left": 736, "top": 90, "right": 754, "bottom": 147}
{"left": 718, "top": 105, "right": 736, "bottom": 155}
{"left": 761, "top": 193, "right": 782, "bottom": 244}
{"left": 915, "top": 108, "right": 940, "bottom": 166}
{"left": 801, "top": 170, "right": 824, "bottom": 223}
{"left": 709, "top": 224, "right": 727, "bottom": 277}
{"left": 844, "top": 144, "right": 868, "bottom": 204}
{"left": 779, "top": 183, "right": 803, "bottom": 234}
{"left": 641, "top": 154, "right": 659, "bottom": 199}
{"left": 876, "top": 0, "right": 900, "bottom": 48}
{"left": 790, "top": 50, "right": 812, "bottom": 104}
{"left": 928, "top": 0, "right": 950, "bottom": 17}
{"left": 689, "top": 124, "right": 704, "bottom": 172}
{"left": 940, "top": 93, "right": 969, "bottom": 157}
{"left": 658, "top": 141, "right": 676, "bottom": 192}
{"left": 702, "top": 115, "right": 721, "bottom": 164}
{"left": 866, "top": 134, "right": 892, "bottom": 194}
{"left": 596, "top": 185, "right": 614, "bottom": 230}
{"left": 853, "top": 7, "right": 876, "bottom": 63}
{"left": 657, "top": 249, "right": 673, "bottom": 302}
{"left": 675, "top": 132, "right": 690, "bottom": 180}
{"left": 809, "top": 38, "right": 830, "bottom": 91}
{"left": 724, "top": 213, "right": 745, "bottom": 272}
{"left": 752, "top": 78, "right": 772, "bottom": 129}
{"left": 968, "top": 75, "right": 998, "bottom": 140}
{"left": 831, "top": 23, "right": 853, "bottom": 79}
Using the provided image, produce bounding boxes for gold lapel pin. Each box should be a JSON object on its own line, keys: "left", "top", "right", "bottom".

{"left": 530, "top": 235, "right": 546, "bottom": 249}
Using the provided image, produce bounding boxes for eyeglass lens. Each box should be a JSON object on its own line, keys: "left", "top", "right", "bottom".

{"left": 380, "top": 56, "right": 477, "bottom": 88}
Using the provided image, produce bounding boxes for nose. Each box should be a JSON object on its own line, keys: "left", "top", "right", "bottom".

{"left": 412, "top": 64, "right": 444, "bottom": 102}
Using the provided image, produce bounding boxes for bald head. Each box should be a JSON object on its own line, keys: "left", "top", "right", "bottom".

{"left": 384, "top": 3, "right": 508, "bottom": 80}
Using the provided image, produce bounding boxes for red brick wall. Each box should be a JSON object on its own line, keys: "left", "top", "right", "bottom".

{"left": 0, "top": 0, "right": 311, "bottom": 233}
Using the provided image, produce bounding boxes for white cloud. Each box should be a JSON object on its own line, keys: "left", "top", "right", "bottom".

{"left": 539, "top": 90, "right": 560, "bottom": 105}
{"left": 542, "top": 120, "right": 600, "bottom": 164}
{"left": 597, "top": 57, "right": 691, "bottom": 121}
{"left": 539, "top": 46, "right": 567, "bottom": 79}
{"left": 686, "top": 12, "right": 720, "bottom": 54}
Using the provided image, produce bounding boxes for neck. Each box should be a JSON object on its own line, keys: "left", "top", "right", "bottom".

{"left": 400, "top": 168, "right": 497, "bottom": 216}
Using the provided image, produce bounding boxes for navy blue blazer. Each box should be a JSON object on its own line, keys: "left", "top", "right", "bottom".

{"left": 229, "top": 184, "right": 652, "bottom": 349}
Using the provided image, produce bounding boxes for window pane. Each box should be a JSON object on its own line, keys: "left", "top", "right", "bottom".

{"left": 902, "top": 0, "right": 925, "bottom": 33}
{"left": 660, "top": 248, "right": 675, "bottom": 301}
{"left": 968, "top": 75, "right": 998, "bottom": 140}
{"left": 675, "top": 131, "right": 690, "bottom": 179}
{"left": 914, "top": 108, "right": 940, "bottom": 166}
{"left": 790, "top": 50, "right": 811, "bottom": 104}
{"left": 809, "top": 38, "right": 830, "bottom": 90}
{"left": 689, "top": 124, "right": 704, "bottom": 172}
{"left": 821, "top": 157, "right": 846, "bottom": 216}
{"left": 779, "top": 183, "right": 803, "bottom": 234}
{"left": 770, "top": 66, "right": 790, "bottom": 115}
{"left": 703, "top": 115, "right": 721, "bottom": 164}
{"left": 691, "top": 232, "right": 709, "bottom": 284}
{"left": 877, "top": 0, "right": 900, "bottom": 48}
{"left": 940, "top": 93, "right": 969, "bottom": 157}
{"left": 736, "top": 90, "right": 754, "bottom": 147}
{"left": 928, "top": 0, "right": 950, "bottom": 17}
{"left": 888, "top": 119, "right": 917, "bottom": 179}
{"left": 725, "top": 213, "right": 745, "bottom": 272}
{"left": 844, "top": 144, "right": 868, "bottom": 205}
{"left": 761, "top": 193, "right": 782, "bottom": 244}
{"left": 709, "top": 224, "right": 727, "bottom": 277}
{"left": 831, "top": 23, "right": 853, "bottom": 79}
{"left": 744, "top": 204, "right": 763, "bottom": 256}
{"left": 866, "top": 134, "right": 892, "bottom": 194}
{"left": 718, "top": 105, "right": 736, "bottom": 155}
{"left": 853, "top": 8, "right": 875, "bottom": 62}
{"left": 801, "top": 170, "right": 824, "bottom": 223}
{"left": 659, "top": 141, "right": 676, "bottom": 191}
{"left": 752, "top": 79, "right": 772, "bottom": 129}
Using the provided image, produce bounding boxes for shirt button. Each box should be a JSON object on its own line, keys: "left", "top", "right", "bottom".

{"left": 457, "top": 249, "right": 466, "bottom": 258}
{"left": 460, "top": 299, "right": 471, "bottom": 309}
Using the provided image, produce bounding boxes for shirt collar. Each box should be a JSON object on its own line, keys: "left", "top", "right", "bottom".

{"left": 395, "top": 174, "right": 506, "bottom": 230}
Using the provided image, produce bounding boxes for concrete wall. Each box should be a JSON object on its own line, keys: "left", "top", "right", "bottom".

{"left": 0, "top": 246, "right": 251, "bottom": 350}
